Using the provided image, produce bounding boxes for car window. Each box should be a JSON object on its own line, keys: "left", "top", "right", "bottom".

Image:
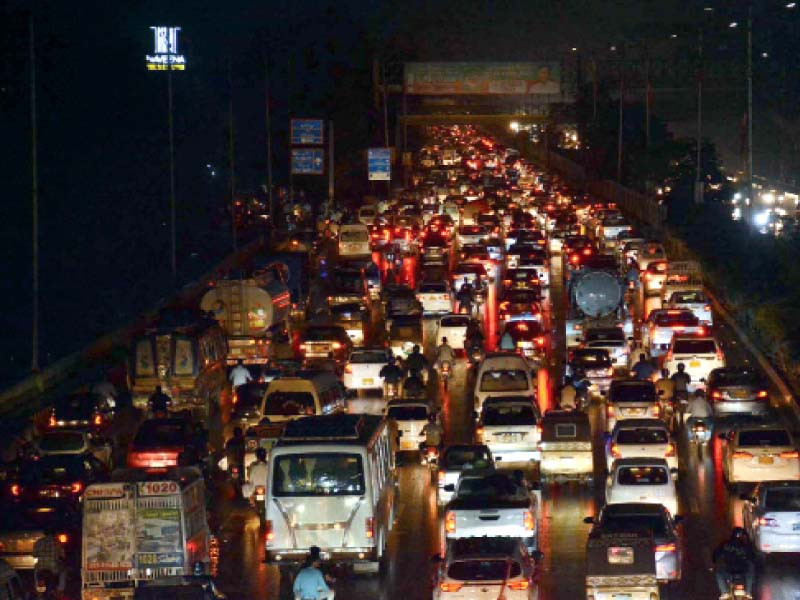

{"left": 654, "top": 312, "right": 698, "bottom": 326}
{"left": 482, "top": 404, "right": 537, "bottom": 426}
{"left": 37, "top": 432, "right": 86, "bottom": 452}
{"left": 764, "top": 488, "right": 800, "bottom": 511}
{"left": 585, "top": 330, "right": 624, "bottom": 342}
{"left": 447, "top": 559, "right": 521, "bottom": 581}
{"left": 350, "top": 351, "right": 388, "bottom": 364}
{"left": 611, "top": 384, "right": 656, "bottom": 403}
{"left": 480, "top": 370, "right": 530, "bottom": 392}
{"left": 616, "top": 428, "right": 668, "bottom": 444}
{"left": 263, "top": 392, "right": 315, "bottom": 416}
{"left": 133, "top": 421, "right": 187, "bottom": 447}
{"left": 672, "top": 339, "right": 717, "bottom": 354}
{"left": 738, "top": 430, "right": 792, "bottom": 447}
{"left": 304, "top": 327, "right": 346, "bottom": 341}
{"left": 712, "top": 370, "right": 760, "bottom": 387}
{"left": 673, "top": 291, "right": 705, "bottom": 303}
{"left": 419, "top": 282, "right": 447, "bottom": 293}
{"left": 387, "top": 406, "right": 428, "bottom": 421}
{"left": 617, "top": 466, "right": 669, "bottom": 485}
{"left": 443, "top": 448, "right": 491, "bottom": 470}
{"left": 600, "top": 513, "right": 668, "bottom": 536}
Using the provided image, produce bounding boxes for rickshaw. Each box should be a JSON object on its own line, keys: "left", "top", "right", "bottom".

{"left": 585, "top": 531, "right": 659, "bottom": 600}
{"left": 538, "top": 409, "right": 594, "bottom": 485}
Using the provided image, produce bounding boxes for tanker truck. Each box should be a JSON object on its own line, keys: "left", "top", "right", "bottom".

{"left": 200, "top": 263, "right": 291, "bottom": 365}
{"left": 565, "top": 255, "right": 633, "bottom": 350}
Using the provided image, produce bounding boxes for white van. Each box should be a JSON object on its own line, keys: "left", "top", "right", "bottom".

{"left": 265, "top": 414, "right": 395, "bottom": 573}
{"left": 473, "top": 352, "right": 536, "bottom": 414}
{"left": 385, "top": 399, "right": 431, "bottom": 452}
{"left": 338, "top": 224, "right": 371, "bottom": 257}
{"left": 259, "top": 371, "right": 346, "bottom": 422}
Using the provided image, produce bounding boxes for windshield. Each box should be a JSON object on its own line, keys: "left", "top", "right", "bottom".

{"left": 447, "top": 560, "right": 521, "bottom": 581}
{"left": 572, "top": 350, "right": 611, "bottom": 366}
{"left": 331, "top": 275, "right": 363, "bottom": 293}
{"left": 672, "top": 339, "right": 717, "bottom": 354}
{"left": 440, "top": 316, "right": 470, "bottom": 328}
{"left": 654, "top": 312, "right": 698, "bottom": 326}
{"left": 272, "top": 453, "right": 364, "bottom": 496}
{"left": 458, "top": 473, "right": 523, "bottom": 499}
{"left": 387, "top": 406, "right": 428, "bottom": 421}
{"left": 482, "top": 404, "right": 537, "bottom": 426}
{"left": 611, "top": 384, "right": 656, "bottom": 403}
{"left": 21, "top": 455, "right": 91, "bottom": 484}
{"left": 37, "top": 432, "right": 86, "bottom": 452}
{"left": 340, "top": 230, "right": 368, "bottom": 243}
{"left": 764, "top": 488, "right": 800, "bottom": 511}
{"left": 617, "top": 428, "right": 668, "bottom": 444}
{"left": 617, "top": 466, "right": 669, "bottom": 485}
{"left": 600, "top": 514, "right": 668, "bottom": 536}
{"left": 480, "top": 370, "right": 529, "bottom": 392}
{"left": 304, "top": 327, "right": 345, "bottom": 341}
{"left": 350, "top": 351, "right": 388, "bottom": 364}
{"left": 712, "top": 370, "right": 760, "bottom": 387}
{"left": 419, "top": 282, "right": 447, "bottom": 293}
{"left": 54, "top": 394, "right": 98, "bottom": 420}
{"left": 672, "top": 291, "right": 706, "bottom": 303}
{"left": 738, "top": 430, "right": 792, "bottom": 447}
{"left": 585, "top": 330, "right": 624, "bottom": 343}
{"left": 233, "top": 384, "right": 267, "bottom": 412}
{"left": 443, "top": 447, "right": 492, "bottom": 470}
{"left": 264, "top": 392, "right": 315, "bottom": 416}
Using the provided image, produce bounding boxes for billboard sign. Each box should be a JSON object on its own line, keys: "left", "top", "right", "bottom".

{"left": 291, "top": 119, "right": 324, "bottom": 145}
{"left": 404, "top": 62, "right": 560, "bottom": 95}
{"left": 368, "top": 148, "right": 391, "bottom": 181}
{"left": 291, "top": 149, "right": 324, "bottom": 175}
{"left": 146, "top": 27, "right": 186, "bottom": 71}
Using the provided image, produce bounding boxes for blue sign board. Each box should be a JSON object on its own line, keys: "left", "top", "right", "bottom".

{"left": 291, "top": 119, "right": 324, "bottom": 145}
{"left": 368, "top": 148, "right": 391, "bottom": 181}
{"left": 291, "top": 148, "right": 324, "bottom": 175}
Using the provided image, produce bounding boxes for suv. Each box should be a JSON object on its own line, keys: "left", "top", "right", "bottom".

{"left": 437, "top": 444, "right": 494, "bottom": 505}
{"left": 476, "top": 397, "right": 542, "bottom": 465}
{"left": 606, "top": 380, "right": 659, "bottom": 433}
{"left": 707, "top": 367, "right": 770, "bottom": 418}
{"left": 663, "top": 335, "right": 725, "bottom": 390}
{"left": 642, "top": 309, "right": 704, "bottom": 358}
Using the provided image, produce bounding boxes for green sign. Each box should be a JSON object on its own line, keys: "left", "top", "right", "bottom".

{"left": 405, "top": 62, "right": 560, "bottom": 96}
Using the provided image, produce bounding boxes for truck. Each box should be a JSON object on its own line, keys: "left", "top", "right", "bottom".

{"left": 442, "top": 468, "right": 540, "bottom": 552}
{"left": 81, "top": 468, "right": 211, "bottom": 600}
{"left": 565, "top": 258, "right": 633, "bottom": 350}
{"left": 200, "top": 263, "right": 291, "bottom": 365}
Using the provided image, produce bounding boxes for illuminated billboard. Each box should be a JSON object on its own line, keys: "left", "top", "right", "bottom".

{"left": 146, "top": 27, "right": 186, "bottom": 71}
{"left": 404, "top": 62, "right": 560, "bottom": 95}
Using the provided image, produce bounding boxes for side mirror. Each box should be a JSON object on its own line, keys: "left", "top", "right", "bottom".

{"left": 443, "top": 484, "right": 455, "bottom": 492}
{"left": 583, "top": 516, "right": 595, "bottom": 524}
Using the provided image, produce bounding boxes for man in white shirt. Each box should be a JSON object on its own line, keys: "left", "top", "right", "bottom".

{"left": 229, "top": 359, "right": 253, "bottom": 389}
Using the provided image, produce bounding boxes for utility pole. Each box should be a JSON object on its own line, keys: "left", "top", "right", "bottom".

{"left": 591, "top": 54, "right": 598, "bottom": 121}
{"left": 29, "top": 13, "right": 39, "bottom": 373}
{"left": 167, "top": 35, "right": 177, "bottom": 278}
{"left": 328, "top": 121, "right": 334, "bottom": 209}
{"left": 382, "top": 62, "right": 389, "bottom": 148}
{"left": 617, "top": 60, "right": 624, "bottom": 183}
{"left": 644, "top": 47, "right": 651, "bottom": 148}
{"left": 228, "top": 58, "right": 237, "bottom": 253}
{"left": 264, "top": 56, "right": 274, "bottom": 240}
{"left": 746, "top": 4, "right": 754, "bottom": 222}
{"left": 695, "top": 29, "right": 704, "bottom": 204}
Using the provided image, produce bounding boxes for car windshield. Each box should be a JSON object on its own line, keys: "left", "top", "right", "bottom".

{"left": 672, "top": 339, "right": 717, "bottom": 354}
{"left": 458, "top": 473, "right": 523, "bottom": 499}
{"left": 263, "top": 392, "right": 315, "bottom": 416}
{"left": 331, "top": 305, "right": 362, "bottom": 319}
{"left": 133, "top": 421, "right": 186, "bottom": 448}
{"left": 54, "top": 394, "right": 98, "bottom": 420}
{"left": 21, "top": 455, "right": 90, "bottom": 484}
{"left": 350, "top": 351, "right": 388, "bottom": 364}
{"left": 459, "top": 226, "right": 485, "bottom": 235}
{"left": 304, "top": 328, "right": 345, "bottom": 341}
{"left": 419, "top": 282, "right": 447, "bottom": 293}
{"left": 600, "top": 514, "right": 668, "bottom": 536}
{"left": 612, "top": 384, "right": 656, "bottom": 403}
{"left": 440, "top": 316, "right": 470, "bottom": 328}
{"left": 503, "top": 291, "right": 539, "bottom": 303}
{"left": 480, "top": 370, "right": 529, "bottom": 392}
{"left": 654, "top": 312, "right": 699, "bottom": 326}
{"left": 443, "top": 447, "right": 492, "bottom": 470}
{"left": 482, "top": 404, "right": 536, "bottom": 426}
{"left": 764, "top": 488, "right": 800, "bottom": 511}
{"left": 454, "top": 264, "right": 485, "bottom": 275}
{"left": 617, "top": 428, "right": 668, "bottom": 444}
{"left": 37, "top": 432, "right": 86, "bottom": 452}
{"left": 340, "top": 230, "right": 368, "bottom": 242}
{"left": 272, "top": 453, "right": 364, "bottom": 496}
{"left": 672, "top": 291, "right": 706, "bottom": 303}
{"left": 331, "top": 276, "right": 363, "bottom": 293}
{"left": 712, "top": 370, "right": 760, "bottom": 387}
{"left": 573, "top": 350, "right": 611, "bottom": 366}
{"left": 738, "top": 430, "right": 792, "bottom": 447}
{"left": 447, "top": 559, "right": 521, "bottom": 581}
{"left": 617, "top": 466, "right": 669, "bottom": 485}
{"left": 387, "top": 406, "right": 428, "bottom": 421}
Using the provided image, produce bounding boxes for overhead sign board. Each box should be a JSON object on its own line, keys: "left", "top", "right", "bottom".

{"left": 291, "top": 148, "right": 324, "bottom": 175}
{"left": 368, "top": 148, "right": 391, "bottom": 181}
{"left": 146, "top": 26, "right": 186, "bottom": 71}
{"left": 291, "top": 119, "right": 324, "bottom": 145}
{"left": 404, "top": 62, "right": 560, "bottom": 95}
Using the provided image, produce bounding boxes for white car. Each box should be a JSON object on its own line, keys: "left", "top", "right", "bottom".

{"left": 635, "top": 241, "right": 668, "bottom": 272}
{"left": 666, "top": 290, "right": 713, "bottom": 326}
{"left": 723, "top": 425, "right": 800, "bottom": 486}
{"left": 583, "top": 327, "right": 630, "bottom": 367}
{"left": 663, "top": 335, "right": 725, "bottom": 390}
{"left": 385, "top": 400, "right": 431, "bottom": 452}
{"left": 642, "top": 260, "right": 668, "bottom": 296}
{"left": 342, "top": 347, "right": 392, "bottom": 391}
{"left": 437, "top": 444, "right": 495, "bottom": 505}
{"left": 416, "top": 281, "right": 452, "bottom": 314}
{"left": 742, "top": 480, "right": 800, "bottom": 555}
{"left": 436, "top": 314, "right": 471, "bottom": 353}
{"left": 473, "top": 353, "right": 537, "bottom": 415}
{"left": 605, "top": 418, "right": 677, "bottom": 472}
{"left": 432, "top": 537, "right": 540, "bottom": 600}
{"left": 605, "top": 458, "right": 678, "bottom": 517}
{"left": 641, "top": 309, "right": 704, "bottom": 358}
{"left": 456, "top": 225, "right": 488, "bottom": 247}
{"left": 357, "top": 205, "right": 378, "bottom": 226}
{"left": 477, "top": 397, "right": 542, "bottom": 465}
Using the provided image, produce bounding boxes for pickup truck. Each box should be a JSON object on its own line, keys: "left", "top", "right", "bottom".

{"left": 443, "top": 469, "right": 540, "bottom": 551}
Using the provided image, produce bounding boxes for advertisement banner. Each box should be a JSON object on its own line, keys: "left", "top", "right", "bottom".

{"left": 404, "top": 62, "right": 560, "bottom": 95}
{"left": 84, "top": 503, "right": 135, "bottom": 571}
{"left": 136, "top": 507, "right": 183, "bottom": 569}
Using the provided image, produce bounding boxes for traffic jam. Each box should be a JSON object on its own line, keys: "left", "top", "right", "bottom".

{"left": 3, "top": 124, "right": 800, "bottom": 600}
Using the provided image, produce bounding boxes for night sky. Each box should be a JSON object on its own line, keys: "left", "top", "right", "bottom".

{"left": 0, "top": 0, "right": 761, "bottom": 384}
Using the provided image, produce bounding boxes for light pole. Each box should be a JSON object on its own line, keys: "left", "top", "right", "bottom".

{"left": 29, "top": 13, "right": 39, "bottom": 373}
{"left": 695, "top": 28, "right": 704, "bottom": 204}
{"left": 264, "top": 56, "right": 274, "bottom": 240}
{"left": 746, "top": 5, "right": 754, "bottom": 223}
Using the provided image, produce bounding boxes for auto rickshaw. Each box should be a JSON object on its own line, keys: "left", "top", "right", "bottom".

{"left": 538, "top": 409, "right": 594, "bottom": 485}
{"left": 585, "top": 531, "right": 658, "bottom": 600}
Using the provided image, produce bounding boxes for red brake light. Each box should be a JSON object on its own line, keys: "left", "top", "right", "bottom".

{"left": 523, "top": 510, "right": 534, "bottom": 531}
{"left": 10, "top": 484, "right": 20, "bottom": 497}
{"left": 445, "top": 511, "right": 456, "bottom": 534}
{"left": 606, "top": 405, "right": 615, "bottom": 418}
{"left": 757, "top": 390, "right": 768, "bottom": 399}
{"left": 57, "top": 533, "right": 68, "bottom": 544}
{"left": 71, "top": 482, "right": 83, "bottom": 494}
{"left": 344, "top": 364, "right": 353, "bottom": 374}
{"left": 365, "top": 517, "right": 375, "bottom": 538}
{"left": 508, "top": 580, "right": 529, "bottom": 591}
{"left": 440, "top": 582, "right": 463, "bottom": 592}
{"left": 438, "top": 470, "right": 446, "bottom": 484}
{"left": 535, "top": 336, "right": 545, "bottom": 346}
{"left": 652, "top": 403, "right": 661, "bottom": 418}
{"left": 265, "top": 520, "right": 274, "bottom": 543}
{"left": 610, "top": 443, "right": 621, "bottom": 458}
{"left": 48, "top": 414, "right": 56, "bottom": 428}
{"left": 780, "top": 450, "right": 800, "bottom": 459}
{"left": 331, "top": 342, "right": 342, "bottom": 350}
{"left": 665, "top": 442, "right": 676, "bottom": 457}
{"left": 655, "top": 542, "right": 676, "bottom": 553}
{"left": 732, "top": 451, "right": 754, "bottom": 460}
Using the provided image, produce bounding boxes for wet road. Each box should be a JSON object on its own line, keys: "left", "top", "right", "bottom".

{"left": 210, "top": 249, "right": 800, "bottom": 600}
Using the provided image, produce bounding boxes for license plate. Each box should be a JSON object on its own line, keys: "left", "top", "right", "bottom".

{"left": 560, "top": 456, "right": 574, "bottom": 461}
{"left": 362, "top": 378, "right": 374, "bottom": 386}
{"left": 625, "top": 408, "right": 645, "bottom": 416}
{"left": 612, "top": 594, "right": 631, "bottom": 600}
{"left": 500, "top": 433, "right": 521, "bottom": 442}
{"left": 759, "top": 456, "right": 774, "bottom": 465}
{"left": 732, "top": 390, "right": 749, "bottom": 399}
{"left": 690, "top": 360, "right": 701, "bottom": 368}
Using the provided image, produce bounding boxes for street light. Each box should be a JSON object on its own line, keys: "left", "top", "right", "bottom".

{"left": 787, "top": 2, "right": 796, "bottom": 8}
{"left": 729, "top": 21, "right": 739, "bottom": 28}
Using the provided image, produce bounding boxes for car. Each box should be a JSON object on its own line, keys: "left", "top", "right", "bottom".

{"left": 605, "top": 418, "right": 677, "bottom": 472}
{"left": 437, "top": 444, "right": 494, "bottom": 505}
{"left": 635, "top": 241, "right": 668, "bottom": 272}
{"left": 476, "top": 397, "right": 541, "bottom": 465}
{"left": 357, "top": 205, "right": 378, "bottom": 226}
{"left": 499, "top": 290, "right": 542, "bottom": 323}
{"left": 47, "top": 392, "right": 114, "bottom": 432}
{"left": 330, "top": 303, "right": 366, "bottom": 345}
{"left": 34, "top": 429, "right": 113, "bottom": 469}
{"left": 707, "top": 367, "right": 770, "bottom": 419}
{"left": 484, "top": 236, "right": 505, "bottom": 261}
{"left": 230, "top": 381, "right": 270, "bottom": 429}
{"left": 135, "top": 576, "right": 226, "bottom": 600}
{"left": 451, "top": 262, "right": 489, "bottom": 289}
{"left": 420, "top": 231, "right": 450, "bottom": 265}
{"left": 0, "top": 500, "right": 81, "bottom": 570}
{"left": 566, "top": 348, "right": 613, "bottom": 395}
{"left": 385, "top": 399, "right": 431, "bottom": 452}
{"left": 606, "top": 380, "right": 660, "bottom": 433}
{"left": 665, "top": 290, "right": 713, "bottom": 326}
{"left": 663, "top": 335, "right": 725, "bottom": 390}
{"left": 343, "top": 347, "right": 392, "bottom": 391}
{"left": 11, "top": 453, "right": 108, "bottom": 504}
{"left": 298, "top": 324, "right": 353, "bottom": 363}
{"left": 742, "top": 480, "right": 800, "bottom": 556}
{"left": 435, "top": 314, "right": 471, "bottom": 353}
{"left": 503, "top": 318, "right": 548, "bottom": 362}
{"left": 474, "top": 353, "right": 537, "bottom": 414}
{"left": 722, "top": 424, "right": 800, "bottom": 486}
{"left": 416, "top": 281, "right": 453, "bottom": 315}
{"left": 387, "top": 314, "right": 423, "bottom": 360}
{"left": 127, "top": 418, "right": 202, "bottom": 471}
{"left": 502, "top": 269, "right": 541, "bottom": 292}
{"left": 459, "top": 244, "right": 500, "bottom": 280}
{"left": 641, "top": 309, "right": 705, "bottom": 358}
{"left": 605, "top": 458, "right": 678, "bottom": 517}
{"left": 456, "top": 225, "right": 488, "bottom": 247}
{"left": 585, "top": 502, "right": 682, "bottom": 582}
{"left": 642, "top": 260, "right": 668, "bottom": 296}
{"left": 383, "top": 284, "right": 424, "bottom": 317}
{"left": 432, "top": 537, "right": 539, "bottom": 600}
{"left": 582, "top": 327, "right": 630, "bottom": 367}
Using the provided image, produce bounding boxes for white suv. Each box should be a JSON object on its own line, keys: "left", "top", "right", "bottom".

{"left": 663, "top": 335, "right": 725, "bottom": 391}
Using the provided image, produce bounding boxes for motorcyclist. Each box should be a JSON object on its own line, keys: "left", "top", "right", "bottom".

{"left": 33, "top": 526, "right": 66, "bottom": 594}
{"left": 670, "top": 363, "right": 691, "bottom": 399}
{"left": 148, "top": 385, "right": 171, "bottom": 416}
{"left": 631, "top": 354, "right": 657, "bottom": 381}
{"left": 420, "top": 412, "right": 444, "bottom": 450}
{"left": 456, "top": 280, "right": 474, "bottom": 314}
{"left": 624, "top": 259, "right": 640, "bottom": 289}
{"left": 713, "top": 527, "right": 755, "bottom": 597}
{"left": 686, "top": 389, "right": 714, "bottom": 435}
{"left": 402, "top": 372, "right": 426, "bottom": 398}
{"left": 559, "top": 376, "right": 578, "bottom": 410}
{"left": 379, "top": 356, "right": 405, "bottom": 398}
{"left": 435, "top": 337, "right": 455, "bottom": 371}
{"left": 242, "top": 447, "right": 268, "bottom": 500}
{"left": 572, "top": 368, "right": 590, "bottom": 408}
{"left": 405, "top": 345, "right": 429, "bottom": 379}
{"left": 465, "top": 320, "right": 485, "bottom": 353}
{"left": 225, "top": 427, "right": 246, "bottom": 483}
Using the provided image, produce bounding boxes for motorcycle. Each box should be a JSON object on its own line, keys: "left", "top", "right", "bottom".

{"left": 420, "top": 444, "right": 440, "bottom": 482}
{"left": 384, "top": 381, "right": 400, "bottom": 400}
{"left": 719, "top": 573, "right": 752, "bottom": 600}
{"left": 688, "top": 418, "right": 712, "bottom": 459}
{"left": 467, "top": 344, "right": 484, "bottom": 369}
{"left": 250, "top": 484, "right": 266, "bottom": 525}
{"left": 439, "top": 361, "right": 452, "bottom": 390}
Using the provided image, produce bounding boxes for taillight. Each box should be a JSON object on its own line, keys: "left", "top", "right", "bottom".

{"left": 299, "top": 343, "right": 307, "bottom": 351}
{"left": 438, "top": 471, "right": 445, "bottom": 484}
{"left": 535, "top": 336, "right": 545, "bottom": 346}
{"left": 610, "top": 443, "right": 621, "bottom": 458}
{"left": 331, "top": 342, "right": 342, "bottom": 350}
{"left": 704, "top": 305, "right": 711, "bottom": 311}
{"left": 365, "top": 517, "right": 375, "bottom": 538}
{"left": 445, "top": 511, "right": 456, "bottom": 534}
{"left": 716, "top": 347, "right": 724, "bottom": 361}
{"left": 655, "top": 542, "right": 676, "bottom": 553}
{"left": 523, "top": 510, "right": 534, "bottom": 531}
{"left": 71, "top": 482, "right": 83, "bottom": 494}
{"left": 779, "top": 450, "right": 800, "bottom": 459}
{"left": 344, "top": 364, "right": 353, "bottom": 374}
{"left": 606, "top": 405, "right": 615, "bottom": 419}
{"left": 10, "top": 484, "right": 20, "bottom": 497}
{"left": 652, "top": 404, "right": 660, "bottom": 418}
{"left": 534, "top": 424, "right": 542, "bottom": 439}
{"left": 265, "top": 520, "right": 274, "bottom": 543}
{"left": 475, "top": 426, "right": 484, "bottom": 440}
{"left": 57, "top": 533, "right": 68, "bottom": 544}
{"left": 665, "top": 443, "right": 676, "bottom": 457}
{"left": 606, "top": 367, "right": 614, "bottom": 377}
{"left": 440, "top": 582, "right": 463, "bottom": 592}
{"left": 757, "top": 390, "right": 768, "bottom": 399}
{"left": 732, "top": 451, "right": 754, "bottom": 460}
{"left": 232, "top": 391, "right": 238, "bottom": 405}
{"left": 255, "top": 485, "right": 266, "bottom": 495}
{"left": 710, "top": 390, "right": 723, "bottom": 400}
{"left": 508, "top": 580, "right": 529, "bottom": 590}
{"left": 48, "top": 414, "right": 56, "bottom": 428}
{"left": 758, "top": 517, "right": 779, "bottom": 528}
{"left": 93, "top": 414, "right": 103, "bottom": 426}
